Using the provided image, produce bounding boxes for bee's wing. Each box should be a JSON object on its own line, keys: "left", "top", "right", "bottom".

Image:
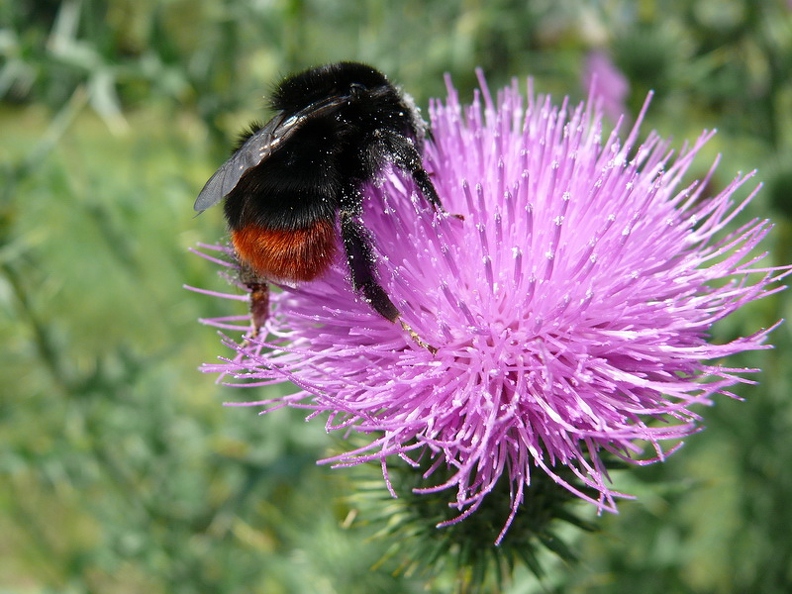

{"left": 194, "top": 113, "right": 291, "bottom": 212}
{"left": 193, "top": 98, "right": 346, "bottom": 212}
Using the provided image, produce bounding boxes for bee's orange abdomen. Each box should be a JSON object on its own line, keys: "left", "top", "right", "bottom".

{"left": 231, "top": 220, "right": 337, "bottom": 282}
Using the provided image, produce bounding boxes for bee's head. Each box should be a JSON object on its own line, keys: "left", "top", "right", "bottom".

{"left": 270, "top": 62, "right": 392, "bottom": 115}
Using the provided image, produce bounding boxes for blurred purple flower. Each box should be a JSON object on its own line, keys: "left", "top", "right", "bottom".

{"left": 583, "top": 50, "right": 630, "bottom": 123}
{"left": 195, "top": 71, "right": 789, "bottom": 543}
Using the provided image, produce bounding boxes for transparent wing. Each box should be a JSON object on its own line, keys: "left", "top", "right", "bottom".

{"left": 194, "top": 113, "right": 291, "bottom": 212}
{"left": 193, "top": 98, "right": 346, "bottom": 212}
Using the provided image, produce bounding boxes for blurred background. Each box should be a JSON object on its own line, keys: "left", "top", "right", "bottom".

{"left": 2, "top": 0, "right": 791, "bottom": 592}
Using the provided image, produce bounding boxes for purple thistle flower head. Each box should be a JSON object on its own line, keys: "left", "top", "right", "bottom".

{"left": 582, "top": 50, "right": 630, "bottom": 124}
{"left": 195, "top": 71, "right": 790, "bottom": 544}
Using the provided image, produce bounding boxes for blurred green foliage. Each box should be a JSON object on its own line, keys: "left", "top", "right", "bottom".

{"left": 2, "top": 0, "right": 792, "bottom": 592}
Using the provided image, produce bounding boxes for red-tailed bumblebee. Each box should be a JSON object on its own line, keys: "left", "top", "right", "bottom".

{"left": 194, "top": 62, "right": 444, "bottom": 347}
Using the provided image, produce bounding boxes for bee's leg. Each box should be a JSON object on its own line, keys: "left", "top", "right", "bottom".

{"left": 379, "top": 132, "right": 444, "bottom": 211}
{"left": 246, "top": 282, "right": 269, "bottom": 337}
{"left": 339, "top": 206, "right": 399, "bottom": 322}
{"left": 339, "top": 205, "right": 436, "bottom": 354}
{"left": 238, "top": 263, "right": 270, "bottom": 338}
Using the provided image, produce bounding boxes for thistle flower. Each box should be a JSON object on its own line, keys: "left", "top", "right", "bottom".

{"left": 582, "top": 50, "right": 630, "bottom": 123}
{"left": 195, "top": 71, "right": 789, "bottom": 544}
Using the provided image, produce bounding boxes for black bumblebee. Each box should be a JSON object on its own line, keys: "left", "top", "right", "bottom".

{"left": 194, "top": 62, "right": 444, "bottom": 347}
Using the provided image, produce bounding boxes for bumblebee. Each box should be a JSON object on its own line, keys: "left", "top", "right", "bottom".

{"left": 195, "top": 62, "right": 443, "bottom": 346}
